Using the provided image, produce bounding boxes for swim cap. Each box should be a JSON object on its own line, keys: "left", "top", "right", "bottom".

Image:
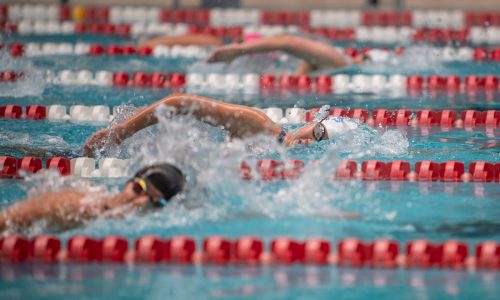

{"left": 366, "top": 49, "right": 389, "bottom": 62}
{"left": 322, "top": 117, "right": 358, "bottom": 138}
{"left": 243, "top": 33, "right": 263, "bottom": 42}
{"left": 133, "top": 163, "right": 185, "bottom": 201}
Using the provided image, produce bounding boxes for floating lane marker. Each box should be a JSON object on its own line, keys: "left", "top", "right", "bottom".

{"left": 0, "top": 157, "right": 498, "bottom": 182}
{"left": 3, "top": 5, "right": 500, "bottom": 29}
{"left": 1, "top": 70, "right": 500, "bottom": 94}
{"left": 0, "top": 235, "right": 498, "bottom": 270}
{"left": 1, "top": 105, "right": 498, "bottom": 129}
{"left": 6, "top": 42, "right": 500, "bottom": 61}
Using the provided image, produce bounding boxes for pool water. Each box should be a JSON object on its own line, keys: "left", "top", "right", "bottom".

{"left": 0, "top": 33, "right": 499, "bottom": 300}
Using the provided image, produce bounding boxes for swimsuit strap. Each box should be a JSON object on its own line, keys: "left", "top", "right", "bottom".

{"left": 277, "top": 128, "right": 287, "bottom": 144}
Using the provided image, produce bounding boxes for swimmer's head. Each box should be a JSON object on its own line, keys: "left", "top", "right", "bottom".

{"left": 284, "top": 117, "right": 355, "bottom": 147}
{"left": 353, "top": 49, "right": 389, "bottom": 64}
{"left": 127, "top": 163, "right": 185, "bottom": 207}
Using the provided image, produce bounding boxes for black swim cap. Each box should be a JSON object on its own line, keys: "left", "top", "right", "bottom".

{"left": 133, "top": 163, "right": 185, "bottom": 201}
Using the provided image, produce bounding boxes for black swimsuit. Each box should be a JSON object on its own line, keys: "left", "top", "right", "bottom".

{"left": 276, "top": 128, "right": 287, "bottom": 144}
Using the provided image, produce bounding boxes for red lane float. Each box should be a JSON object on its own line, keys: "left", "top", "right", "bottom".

{"left": 46, "top": 157, "right": 71, "bottom": 176}
{"left": 372, "top": 109, "right": 396, "bottom": 126}
{"left": 304, "top": 238, "right": 330, "bottom": 265}
{"left": 18, "top": 156, "right": 42, "bottom": 174}
{"left": 0, "top": 156, "right": 18, "bottom": 177}
{"left": 0, "top": 235, "right": 499, "bottom": 270}
{"left": 395, "top": 109, "right": 412, "bottom": 126}
{"left": 0, "top": 156, "right": 70, "bottom": 177}
{"left": 101, "top": 236, "right": 128, "bottom": 263}
{"left": 406, "top": 240, "right": 440, "bottom": 268}
{"left": 240, "top": 159, "right": 499, "bottom": 182}
{"left": 475, "top": 241, "right": 500, "bottom": 269}
{"left": 438, "top": 110, "right": 458, "bottom": 127}
{"left": 338, "top": 238, "right": 368, "bottom": 267}
{"left": 203, "top": 236, "right": 232, "bottom": 264}
{"left": 0, "top": 70, "right": 22, "bottom": 82}
{"left": 469, "top": 162, "right": 495, "bottom": 182}
{"left": 414, "top": 161, "right": 441, "bottom": 181}
{"left": 109, "top": 72, "right": 186, "bottom": 88}
{"left": 32, "top": 235, "right": 61, "bottom": 263}
{"left": 368, "top": 239, "right": 399, "bottom": 268}
{"left": 67, "top": 235, "right": 102, "bottom": 263}
{"left": 26, "top": 105, "right": 46, "bottom": 119}
{"left": 1, "top": 156, "right": 499, "bottom": 182}
{"left": 0, "top": 235, "right": 31, "bottom": 263}
{"left": 234, "top": 236, "right": 263, "bottom": 264}
{"left": 134, "top": 235, "right": 166, "bottom": 263}
{"left": 439, "top": 240, "right": 468, "bottom": 269}
{"left": 270, "top": 237, "right": 305, "bottom": 264}
{"left": 362, "top": 161, "right": 388, "bottom": 180}
{"left": 387, "top": 161, "right": 411, "bottom": 181}
{"left": 2, "top": 104, "right": 22, "bottom": 118}
{"left": 167, "top": 236, "right": 196, "bottom": 263}
{"left": 335, "top": 160, "right": 357, "bottom": 179}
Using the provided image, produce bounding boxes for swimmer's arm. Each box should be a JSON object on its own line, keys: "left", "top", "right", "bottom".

{"left": 140, "top": 33, "right": 224, "bottom": 48}
{"left": 0, "top": 190, "right": 118, "bottom": 232}
{"left": 294, "top": 62, "right": 318, "bottom": 76}
{"left": 112, "top": 93, "right": 281, "bottom": 141}
{"left": 0, "top": 190, "right": 84, "bottom": 231}
{"left": 208, "top": 35, "right": 347, "bottom": 69}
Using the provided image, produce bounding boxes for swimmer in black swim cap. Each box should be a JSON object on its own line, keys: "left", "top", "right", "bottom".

{"left": 0, "top": 163, "right": 185, "bottom": 233}
{"left": 130, "top": 163, "right": 185, "bottom": 208}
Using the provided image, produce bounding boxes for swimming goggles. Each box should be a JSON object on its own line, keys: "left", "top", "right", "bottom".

{"left": 130, "top": 178, "right": 168, "bottom": 207}
{"left": 312, "top": 116, "right": 329, "bottom": 142}
{"left": 277, "top": 128, "right": 287, "bottom": 144}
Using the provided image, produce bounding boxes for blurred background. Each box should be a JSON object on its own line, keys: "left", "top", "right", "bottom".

{"left": 5, "top": 0, "right": 500, "bottom": 10}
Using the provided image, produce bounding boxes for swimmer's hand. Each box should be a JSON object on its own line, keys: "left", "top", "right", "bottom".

{"left": 206, "top": 44, "right": 244, "bottom": 63}
{"left": 83, "top": 128, "right": 121, "bottom": 157}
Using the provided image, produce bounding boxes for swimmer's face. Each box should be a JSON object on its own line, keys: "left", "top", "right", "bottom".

{"left": 122, "top": 180, "right": 165, "bottom": 207}
{"left": 352, "top": 53, "right": 370, "bottom": 64}
{"left": 285, "top": 122, "right": 328, "bottom": 147}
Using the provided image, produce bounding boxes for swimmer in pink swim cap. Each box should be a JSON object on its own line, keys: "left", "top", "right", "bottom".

{"left": 141, "top": 33, "right": 377, "bottom": 75}
{"left": 206, "top": 34, "right": 375, "bottom": 75}
{"left": 140, "top": 32, "right": 263, "bottom": 48}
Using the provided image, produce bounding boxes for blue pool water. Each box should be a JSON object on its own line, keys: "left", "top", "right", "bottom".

{"left": 0, "top": 33, "right": 499, "bottom": 299}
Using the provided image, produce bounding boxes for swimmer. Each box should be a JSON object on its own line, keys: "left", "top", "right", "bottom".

{"left": 0, "top": 163, "right": 185, "bottom": 233}
{"left": 140, "top": 33, "right": 225, "bottom": 48}
{"left": 83, "top": 93, "right": 357, "bottom": 156}
{"left": 142, "top": 33, "right": 383, "bottom": 75}
{"left": 206, "top": 34, "right": 380, "bottom": 75}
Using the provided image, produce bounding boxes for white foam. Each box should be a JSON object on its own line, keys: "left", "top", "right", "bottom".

{"left": 0, "top": 51, "right": 45, "bottom": 97}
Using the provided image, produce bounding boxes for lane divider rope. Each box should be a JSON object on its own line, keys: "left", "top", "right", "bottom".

{"left": 5, "top": 42, "right": 500, "bottom": 62}
{"left": 1, "top": 156, "right": 499, "bottom": 182}
{"left": 2, "top": 20, "right": 499, "bottom": 44}
{"left": 1, "top": 70, "right": 500, "bottom": 94}
{"left": 2, "top": 5, "right": 500, "bottom": 29}
{"left": 0, "top": 235, "right": 498, "bottom": 270}
{"left": 1, "top": 104, "right": 498, "bottom": 129}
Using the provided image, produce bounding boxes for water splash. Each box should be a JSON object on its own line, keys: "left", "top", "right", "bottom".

{"left": 188, "top": 52, "right": 297, "bottom": 75}
{"left": 75, "top": 106, "right": 408, "bottom": 234}
{"left": 9, "top": 105, "right": 408, "bottom": 235}
{"left": 360, "top": 45, "right": 447, "bottom": 75}
{"left": 0, "top": 50, "right": 45, "bottom": 97}
{"left": 0, "top": 130, "right": 73, "bottom": 158}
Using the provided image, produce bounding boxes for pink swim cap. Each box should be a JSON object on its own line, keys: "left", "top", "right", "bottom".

{"left": 243, "top": 33, "right": 263, "bottom": 42}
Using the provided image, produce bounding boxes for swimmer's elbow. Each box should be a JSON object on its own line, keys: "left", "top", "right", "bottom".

{"left": 273, "top": 34, "right": 297, "bottom": 50}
